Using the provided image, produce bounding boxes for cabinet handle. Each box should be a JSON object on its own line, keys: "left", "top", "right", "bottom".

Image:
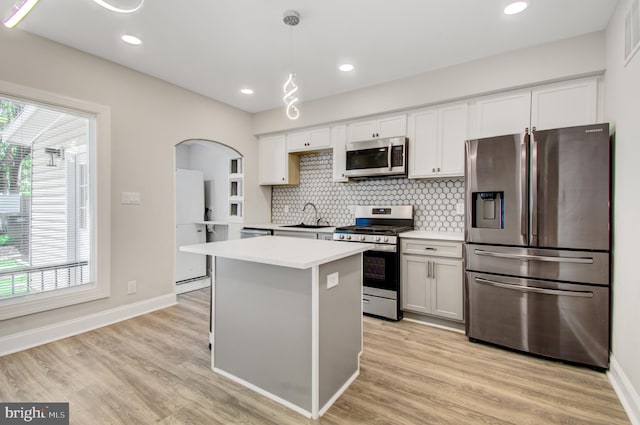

{"left": 427, "top": 260, "right": 431, "bottom": 278}
{"left": 432, "top": 168, "right": 435, "bottom": 172}
{"left": 424, "top": 247, "right": 436, "bottom": 250}
{"left": 433, "top": 262, "right": 436, "bottom": 279}
{"left": 437, "top": 168, "right": 440, "bottom": 172}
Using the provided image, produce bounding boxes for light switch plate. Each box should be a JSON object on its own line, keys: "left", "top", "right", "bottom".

{"left": 455, "top": 203, "right": 465, "bottom": 215}
{"left": 122, "top": 192, "right": 141, "bottom": 205}
{"left": 127, "top": 280, "right": 137, "bottom": 294}
{"left": 327, "top": 272, "right": 339, "bottom": 289}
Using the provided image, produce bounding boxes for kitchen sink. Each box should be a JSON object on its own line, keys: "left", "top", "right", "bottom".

{"left": 282, "top": 223, "right": 331, "bottom": 229}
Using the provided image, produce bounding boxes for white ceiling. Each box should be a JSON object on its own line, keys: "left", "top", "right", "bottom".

{"left": 5, "top": 0, "right": 618, "bottom": 113}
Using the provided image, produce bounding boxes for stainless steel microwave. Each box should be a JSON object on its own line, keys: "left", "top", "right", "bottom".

{"left": 344, "top": 137, "right": 407, "bottom": 178}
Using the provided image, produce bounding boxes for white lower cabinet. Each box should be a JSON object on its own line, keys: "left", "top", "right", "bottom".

{"left": 401, "top": 239, "right": 463, "bottom": 321}
{"left": 273, "top": 230, "right": 318, "bottom": 239}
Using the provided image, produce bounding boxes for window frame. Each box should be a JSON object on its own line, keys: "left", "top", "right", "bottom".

{"left": 0, "top": 80, "right": 111, "bottom": 320}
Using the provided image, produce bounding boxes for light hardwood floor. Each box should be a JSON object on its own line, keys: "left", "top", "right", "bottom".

{"left": 0, "top": 288, "right": 630, "bottom": 424}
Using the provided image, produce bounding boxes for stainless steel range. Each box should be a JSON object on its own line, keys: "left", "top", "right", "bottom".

{"left": 333, "top": 205, "right": 414, "bottom": 321}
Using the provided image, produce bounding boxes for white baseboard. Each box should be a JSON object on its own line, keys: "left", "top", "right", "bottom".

{"left": 176, "top": 277, "right": 210, "bottom": 294}
{"left": 318, "top": 370, "right": 359, "bottom": 417}
{"left": 0, "top": 293, "right": 177, "bottom": 357}
{"left": 609, "top": 354, "right": 640, "bottom": 425}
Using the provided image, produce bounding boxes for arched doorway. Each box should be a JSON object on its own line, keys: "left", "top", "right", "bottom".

{"left": 174, "top": 139, "right": 243, "bottom": 294}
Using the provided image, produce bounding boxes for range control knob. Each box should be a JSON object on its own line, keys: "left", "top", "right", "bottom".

{"left": 339, "top": 234, "right": 345, "bottom": 240}
{"left": 360, "top": 235, "right": 366, "bottom": 241}
{"left": 346, "top": 235, "right": 352, "bottom": 240}
{"left": 383, "top": 237, "right": 389, "bottom": 242}
{"left": 375, "top": 236, "right": 381, "bottom": 242}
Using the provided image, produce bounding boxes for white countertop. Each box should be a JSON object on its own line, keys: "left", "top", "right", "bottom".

{"left": 401, "top": 231, "right": 464, "bottom": 241}
{"left": 243, "top": 223, "right": 336, "bottom": 234}
{"left": 180, "top": 236, "right": 371, "bottom": 269}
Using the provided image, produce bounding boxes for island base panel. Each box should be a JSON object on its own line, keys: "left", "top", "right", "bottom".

{"left": 214, "top": 258, "right": 313, "bottom": 412}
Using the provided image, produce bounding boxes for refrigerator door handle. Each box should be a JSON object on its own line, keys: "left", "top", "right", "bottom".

{"left": 474, "top": 249, "right": 594, "bottom": 264}
{"left": 474, "top": 277, "right": 593, "bottom": 298}
{"left": 530, "top": 128, "right": 538, "bottom": 245}
{"left": 520, "top": 130, "right": 529, "bottom": 238}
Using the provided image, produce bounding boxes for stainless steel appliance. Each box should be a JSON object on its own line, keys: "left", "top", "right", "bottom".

{"left": 464, "top": 123, "right": 611, "bottom": 369}
{"left": 334, "top": 205, "right": 414, "bottom": 320}
{"left": 344, "top": 137, "right": 407, "bottom": 179}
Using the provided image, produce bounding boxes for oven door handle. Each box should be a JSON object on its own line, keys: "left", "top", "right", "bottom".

{"left": 474, "top": 249, "right": 594, "bottom": 264}
{"left": 474, "top": 277, "right": 593, "bottom": 298}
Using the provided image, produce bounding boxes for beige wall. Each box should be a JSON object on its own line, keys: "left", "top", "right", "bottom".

{"left": 0, "top": 29, "right": 271, "bottom": 336}
{"left": 253, "top": 31, "right": 606, "bottom": 135}
{"left": 606, "top": 0, "right": 640, "bottom": 412}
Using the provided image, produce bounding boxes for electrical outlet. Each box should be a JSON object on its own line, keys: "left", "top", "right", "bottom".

{"left": 455, "top": 203, "right": 465, "bottom": 216}
{"left": 348, "top": 205, "right": 356, "bottom": 216}
{"left": 327, "top": 272, "right": 339, "bottom": 289}
{"left": 127, "top": 280, "right": 137, "bottom": 294}
{"left": 284, "top": 205, "right": 290, "bottom": 213}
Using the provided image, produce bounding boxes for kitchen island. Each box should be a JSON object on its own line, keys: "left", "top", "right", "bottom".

{"left": 180, "top": 236, "right": 371, "bottom": 419}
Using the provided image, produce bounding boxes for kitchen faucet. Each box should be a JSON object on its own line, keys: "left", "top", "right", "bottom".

{"left": 302, "top": 202, "right": 318, "bottom": 225}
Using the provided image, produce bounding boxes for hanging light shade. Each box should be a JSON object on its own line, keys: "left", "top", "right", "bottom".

{"left": 282, "top": 10, "right": 301, "bottom": 120}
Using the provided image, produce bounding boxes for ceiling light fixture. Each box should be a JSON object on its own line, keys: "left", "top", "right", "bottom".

{"left": 504, "top": 1, "right": 528, "bottom": 15}
{"left": 121, "top": 34, "right": 142, "bottom": 45}
{"left": 2, "top": 0, "right": 40, "bottom": 29}
{"left": 92, "top": 0, "right": 144, "bottom": 13}
{"left": 339, "top": 63, "right": 355, "bottom": 72}
{"left": 240, "top": 88, "right": 254, "bottom": 95}
{"left": 282, "top": 10, "right": 300, "bottom": 120}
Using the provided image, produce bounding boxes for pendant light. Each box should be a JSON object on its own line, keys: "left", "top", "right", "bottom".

{"left": 282, "top": 10, "right": 300, "bottom": 120}
{"left": 3, "top": 0, "right": 40, "bottom": 28}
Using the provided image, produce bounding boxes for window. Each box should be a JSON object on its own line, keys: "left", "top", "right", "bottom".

{"left": 0, "top": 95, "right": 92, "bottom": 300}
{"left": 0, "top": 84, "right": 108, "bottom": 320}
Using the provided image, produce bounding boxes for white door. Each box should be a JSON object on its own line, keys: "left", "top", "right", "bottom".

{"left": 531, "top": 78, "right": 598, "bottom": 131}
{"left": 473, "top": 89, "right": 531, "bottom": 139}
{"left": 438, "top": 103, "right": 468, "bottom": 176}
{"left": 408, "top": 109, "right": 438, "bottom": 178}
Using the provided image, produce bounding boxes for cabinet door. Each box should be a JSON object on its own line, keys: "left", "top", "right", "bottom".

{"left": 259, "top": 135, "right": 288, "bottom": 185}
{"left": 438, "top": 103, "right": 468, "bottom": 176}
{"left": 430, "top": 258, "right": 463, "bottom": 321}
{"left": 408, "top": 109, "right": 439, "bottom": 178}
{"left": 474, "top": 89, "right": 531, "bottom": 139}
{"left": 401, "top": 255, "right": 430, "bottom": 313}
{"left": 531, "top": 78, "right": 598, "bottom": 131}
{"left": 288, "top": 128, "right": 331, "bottom": 152}
{"left": 287, "top": 131, "right": 310, "bottom": 151}
{"left": 348, "top": 120, "right": 379, "bottom": 142}
{"left": 332, "top": 125, "right": 348, "bottom": 182}
{"left": 378, "top": 114, "right": 407, "bottom": 139}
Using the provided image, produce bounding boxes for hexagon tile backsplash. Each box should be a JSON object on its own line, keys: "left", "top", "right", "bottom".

{"left": 271, "top": 153, "right": 464, "bottom": 232}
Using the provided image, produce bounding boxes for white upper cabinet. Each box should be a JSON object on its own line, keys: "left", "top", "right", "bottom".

{"left": 408, "top": 102, "right": 468, "bottom": 179}
{"left": 258, "top": 134, "right": 299, "bottom": 185}
{"left": 347, "top": 114, "right": 407, "bottom": 142}
{"left": 530, "top": 78, "right": 598, "bottom": 131}
{"left": 472, "top": 89, "right": 532, "bottom": 139}
{"left": 331, "top": 124, "right": 348, "bottom": 182}
{"left": 287, "top": 127, "right": 331, "bottom": 153}
{"left": 472, "top": 77, "right": 599, "bottom": 139}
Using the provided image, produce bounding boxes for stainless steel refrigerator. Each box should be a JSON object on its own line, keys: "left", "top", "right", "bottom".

{"left": 464, "top": 123, "right": 610, "bottom": 369}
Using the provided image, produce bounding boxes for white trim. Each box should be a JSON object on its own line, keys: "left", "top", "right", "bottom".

{"left": 213, "top": 367, "right": 312, "bottom": 419}
{"left": 311, "top": 266, "right": 320, "bottom": 419}
{"left": 175, "top": 277, "right": 210, "bottom": 294}
{"left": 319, "top": 370, "right": 360, "bottom": 417}
{"left": 608, "top": 354, "right": 640, "bottom": 425}
{"left": 0, "top": 293, "right": 176, "bottom": 357}
{"left": 402, "top": 317, "right": 465, "bottom": 334}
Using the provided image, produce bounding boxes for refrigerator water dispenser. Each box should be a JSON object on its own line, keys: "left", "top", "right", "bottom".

{"left": 472, "top": 192, "right": 504, "bottom": 229}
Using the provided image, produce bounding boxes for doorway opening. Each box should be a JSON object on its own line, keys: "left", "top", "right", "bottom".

{"left": 174, "top": 139, "right": 243, "bottom": 294}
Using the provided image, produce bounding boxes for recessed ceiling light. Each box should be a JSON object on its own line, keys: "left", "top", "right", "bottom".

{"left": 339, "top": 63, "right": 355, "bottom": 72}
{"left": 240, "top": 88, "right": 254, "bottom": 95}
{"left": 93, "top": 0, "right": 144, "bottom": 13}
{"left": 121, "top": 34, "right": 142, "bottom": 45}
{"left": 504, "top": 1, "right": 528, "bottom": 15}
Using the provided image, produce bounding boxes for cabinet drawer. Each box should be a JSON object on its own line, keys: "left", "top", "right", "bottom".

{"left": 401, "top": 239, "right": 462, "bottom": 258}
